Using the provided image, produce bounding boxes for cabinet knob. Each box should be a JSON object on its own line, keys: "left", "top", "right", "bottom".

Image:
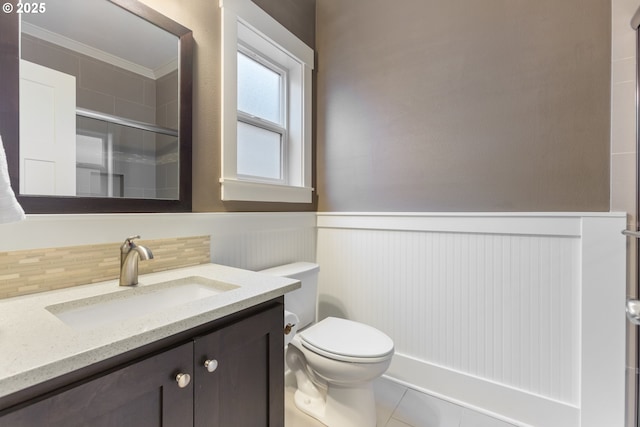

{"left": 204, "top": 359, "right": 218, "bottom": 373}
{"left": 175, "top": 372, "right": 191, "bottom": 388}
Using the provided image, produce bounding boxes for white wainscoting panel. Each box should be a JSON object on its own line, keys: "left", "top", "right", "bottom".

{"left": 316, "top": 213, "right": 626, "bottom": 427}
{"left": 0, "top": 212, "right": 316, "bottom": 272}
{"left": 210, "top": 213, "right": 317, "bottom": 270}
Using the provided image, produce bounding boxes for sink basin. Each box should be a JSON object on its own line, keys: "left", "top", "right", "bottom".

{"left": 46, "top": 276, "right": 239, "bottom": 330}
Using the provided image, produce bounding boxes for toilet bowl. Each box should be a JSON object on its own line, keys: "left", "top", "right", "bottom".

{"left": 259, "top": 263, "right": 395, "bottom": 427}
{"left": 286, "top": 317, "right": 394, "bottom": 427}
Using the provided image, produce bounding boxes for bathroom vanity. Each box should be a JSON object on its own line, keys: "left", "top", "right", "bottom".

{"left": 0, "top": 264, "right": 299, "bottom": 427}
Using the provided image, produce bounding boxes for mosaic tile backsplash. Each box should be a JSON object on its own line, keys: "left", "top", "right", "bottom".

{"left": 0, "top": 236, "right": 210, "bottom": 299}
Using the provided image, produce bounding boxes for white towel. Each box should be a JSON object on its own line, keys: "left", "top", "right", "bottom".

{"left": 0, "top": 135, "right": 25, "bottom": 224}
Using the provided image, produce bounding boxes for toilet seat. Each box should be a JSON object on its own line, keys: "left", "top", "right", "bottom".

{"left": 299, "top": 317, "right": 394, "bottom": 363}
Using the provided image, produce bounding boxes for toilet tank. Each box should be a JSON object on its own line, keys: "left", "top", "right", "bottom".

{"left": 259, "top": 262, "right": 319, "bottom": 330}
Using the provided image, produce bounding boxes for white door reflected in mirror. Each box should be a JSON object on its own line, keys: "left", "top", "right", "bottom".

{"left": 19, "top": 60, "right": 76, "bottom": 196}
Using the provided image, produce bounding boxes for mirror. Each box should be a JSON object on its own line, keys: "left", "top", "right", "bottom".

{"left": 0, "top": 0, "right": 193, "bottom": 213}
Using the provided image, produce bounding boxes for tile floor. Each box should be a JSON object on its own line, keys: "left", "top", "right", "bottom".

{"left": 285, "top": 375, "right": 518, "bottom": 427}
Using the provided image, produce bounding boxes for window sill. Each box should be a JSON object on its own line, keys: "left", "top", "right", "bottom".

{"left": 219, "top": 178, "right": 313, "bottom": 203}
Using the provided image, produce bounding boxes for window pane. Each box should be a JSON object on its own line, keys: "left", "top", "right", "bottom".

{"left": 237, "top": 121, "right": 282, "bottom": 180}
{"left": 237, "top": 51, "right": 281, "bottom": 124}
{"left": 77, "top": 133, "right": 105, "bottom": 167}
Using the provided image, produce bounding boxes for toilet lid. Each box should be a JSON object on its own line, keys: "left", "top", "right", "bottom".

{"left": 299, "top": 317, "right": 394, "bottom": 361}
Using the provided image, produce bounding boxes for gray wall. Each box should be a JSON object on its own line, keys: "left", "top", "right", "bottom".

{"left": 316, "top": 0, "right": 611, "bottom": 212}
{"left": 251, "top": 0, "right": 316, "bottom": 49}
{"left": 21, "top": 34, "right": 159, "bottom": 124}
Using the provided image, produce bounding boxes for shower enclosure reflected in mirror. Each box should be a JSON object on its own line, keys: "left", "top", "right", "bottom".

{"left": 0, "top": 0, "right": 193, "bottom": 213}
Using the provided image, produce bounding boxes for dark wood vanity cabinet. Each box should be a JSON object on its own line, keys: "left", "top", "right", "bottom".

{"left": 0, "top": 300, "right": 284, "bottom": 427}
{"left": 0, "top": 343, "right": 194, "bottom": 427}
{"left": 194, "top": 303, "right": 284, "bottom": 427}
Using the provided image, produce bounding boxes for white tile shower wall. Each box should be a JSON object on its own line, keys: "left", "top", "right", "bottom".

{"left": 611, "top": 2, "right": 639, "bottom": 427}
{"left": 316, "top": 213, "right": 626, "bottom": 427}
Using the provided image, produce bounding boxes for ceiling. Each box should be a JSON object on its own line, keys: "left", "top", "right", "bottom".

{"left": 22, "top": 0, "right": 178, "bottom": 77}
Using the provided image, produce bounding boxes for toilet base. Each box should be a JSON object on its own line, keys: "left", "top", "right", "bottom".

{"left": 294, "top": 381, "right": 377, "bottom": 427}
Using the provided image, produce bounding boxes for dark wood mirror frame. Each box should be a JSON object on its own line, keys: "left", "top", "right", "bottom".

{"left": 0, "top": 0, "right": 193, "bottom": 213}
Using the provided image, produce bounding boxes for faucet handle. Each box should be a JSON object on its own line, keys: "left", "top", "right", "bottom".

{"left": 121, "top": 235, "right": 141, "bottom": 253}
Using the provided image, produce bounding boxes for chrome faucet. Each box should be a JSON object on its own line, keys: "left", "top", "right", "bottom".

{"left": 119, "top": 235, "right": 154, "bottom": 286}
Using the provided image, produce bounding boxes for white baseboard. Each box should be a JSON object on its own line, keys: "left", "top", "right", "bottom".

{"left": 387, "top": 353, "right": 578, "bottom": 427}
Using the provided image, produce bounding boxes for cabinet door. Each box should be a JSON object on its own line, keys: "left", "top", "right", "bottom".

{"left": 194, "top": 304, "right": 284, "bottom": 427}
{"left": 0, "top": 342, "right": 194, "bottom": 427}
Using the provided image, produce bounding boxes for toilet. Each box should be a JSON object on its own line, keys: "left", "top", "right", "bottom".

{"left": 260, "top": 262, "right": 394, "bottom": 427}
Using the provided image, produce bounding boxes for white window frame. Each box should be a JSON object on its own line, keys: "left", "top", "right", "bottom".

{"left": 219, "top": 0, "right": 314, "bottom": 203}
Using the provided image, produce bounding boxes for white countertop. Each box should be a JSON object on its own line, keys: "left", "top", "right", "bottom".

{"left": 0, "top": 263, "right": 300, "bottom": 400}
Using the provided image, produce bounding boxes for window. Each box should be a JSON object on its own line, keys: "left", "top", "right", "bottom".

{"left": 220, "top": 0, "right": 314, "bottom": 203}
{"left": 237, "top": 48, "right": 286, "bottom": 182}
